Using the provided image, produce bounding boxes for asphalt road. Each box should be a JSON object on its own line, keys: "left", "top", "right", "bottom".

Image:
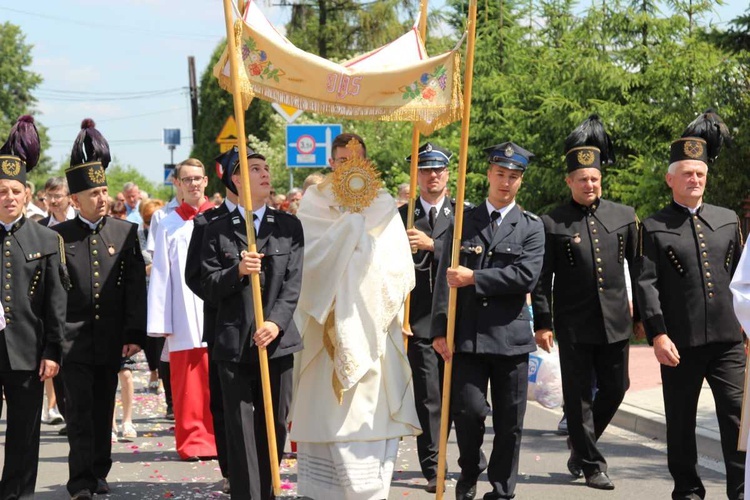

{"left": 14, "top": 359, "right": 729, "bottom": 499}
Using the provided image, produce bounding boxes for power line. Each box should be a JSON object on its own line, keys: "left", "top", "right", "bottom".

{"left": 35, "top": 88, "right": 187, "bottom": 102}
{"left": 39, "top": 87, "right": 186, "bottom": 97}
{"left": 45, "top": 107, "right": 189, "bottom": 129}
{"left": 0, "top": 6, "right": 221, "bottom": 42}
{"left": 49, "top": 137, "right": 193, "bottom": 146}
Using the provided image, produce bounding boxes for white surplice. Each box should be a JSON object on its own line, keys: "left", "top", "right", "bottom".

{"left": 729, "top": 243, "right": 750, "bottom": 499}
{"left": 290, "top": 180, "right": 421, "bottom": 500}
{"left": 146, "top": 210, "right": 205, "bottom": 352}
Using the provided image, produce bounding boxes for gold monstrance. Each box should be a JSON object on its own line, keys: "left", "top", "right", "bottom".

{"left": 331, "top": 138, "right": 382, "bottom": 213}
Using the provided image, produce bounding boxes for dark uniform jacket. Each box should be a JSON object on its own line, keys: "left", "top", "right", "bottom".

{"left": 398, "top": 197, "right": 454, "bottom": 338}
{"left": 53, "top": 217, "right": 147, "bottom": 367}
{"left": 431, "top": 204, "right": 545, "bottom": 356}
{"left": 185, "top": 202, "right": 231, "bottom": 344}
{"left": 200, "top": 207, "right": 304, "bottom": 364}
{"left": 0, "top": 217, "right": 67, "bottom": 370}
{"left": 636, "top": 201, "right": 743, "bottom": 348}
{"left": 532, "top": 199, "right": 639, "bottom": 344}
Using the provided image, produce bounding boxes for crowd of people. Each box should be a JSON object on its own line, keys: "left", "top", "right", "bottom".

{"left": 0, "top": 109, "right": 748, "bottom": 500}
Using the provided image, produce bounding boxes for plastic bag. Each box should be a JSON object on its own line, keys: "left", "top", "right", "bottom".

{"left": 527, "top": 346, "right": 563, "bottom": 409}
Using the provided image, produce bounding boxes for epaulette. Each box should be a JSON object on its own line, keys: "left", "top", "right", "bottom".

{"left": 524, "top": 211, "right": 540, "bottom": 221}
{"left": 450, "top": 198, "right": 476, "bottom": 210}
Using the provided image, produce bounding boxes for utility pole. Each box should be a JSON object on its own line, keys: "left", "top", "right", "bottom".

{"left": 188, "top": 56, "right": 199, "bottom": 144}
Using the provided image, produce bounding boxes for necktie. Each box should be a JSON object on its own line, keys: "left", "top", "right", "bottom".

{"left": 428, "top": 206, "right": 437, "bottom": 230}
{"left": 490, "top": 210, "right": 501, "bottom": 234}
{"left": 253, "top": 213, "right": 259, "bottom": 237}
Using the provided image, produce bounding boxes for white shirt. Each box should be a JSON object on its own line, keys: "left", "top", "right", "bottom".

{"left": 146, "top": 210, "right": 205, "bottom": 352}
{"left": 419, "top": 196, "right": 446, "bottom": 218}
{"left": 78, "top": 215, "right": 103, "bottom": 230}
{"left": 485, "top": 199, "right": 516, "bottom": 227}
{"left": 238, "top": 205, "right": 266, "bottom": 234}
{"left": 674, "top": 200, "right": 701, "bottom": 214}
{"left": 25, "top": 203, "right": 46, "bottom": 219}
{"left": 46, "top": 206, "right": 76, "bottom": 227}
{"left": 145, "top": 197, "right": 180, "bottom": 254}
{"left": 1, "top": 215, "right": 23, "bottom": 232}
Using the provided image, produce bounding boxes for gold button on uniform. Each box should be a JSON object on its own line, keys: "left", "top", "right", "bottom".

{"left": 92, "top": 239, "right": 97, "bottom": 245}
{"left": 94, "top": 283, "right": 100, "bottom": 288}
{"left": 95, "top": 315, "right": 100, "bottom": 320}
{"left": 94, "top": 272, "right": 99, "bottom": 277}
{"left": 92, "top": 249, "right": 98, "bottom": 256}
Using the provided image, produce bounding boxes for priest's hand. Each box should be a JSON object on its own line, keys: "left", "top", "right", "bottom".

{"left": 39, "top": 359, "right": 59, "bottom": 381}
{"left": 239, "top": 250, "right": 264, "bottom": 277}
{"left": 653, "top": 333, "right": 680, "bottom": 367}
{"left": 254, "top": 321, "right": 280, "bottom": 349}
{"left": 407, "top": 228, "right": 434, "bottom": 253}
{"left": 122, "top": 344, "right": 142, "bottom": 357}
{"left": 446, "top": 266, "right": 474, "bottom": 288}
{"left": 535, "top": 329, "right": 554, "bottom": 353}
{"left": 432, "top": 336, "right": 452, "bottom": 362}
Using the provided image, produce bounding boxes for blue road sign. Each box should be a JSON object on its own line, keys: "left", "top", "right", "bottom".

{"left": 286, "top": 124, "right": 342, "bottom": 168}
{"left": 164, "top": 164, "right": 175, "bottom": 186}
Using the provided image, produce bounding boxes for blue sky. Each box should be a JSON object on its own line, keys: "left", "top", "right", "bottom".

{"left": 1, "top": 0, "right": 745, "bottom": 187}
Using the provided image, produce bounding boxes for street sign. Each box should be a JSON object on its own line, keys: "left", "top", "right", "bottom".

{"left": 286, "top": 124, "right": 342, "bottom": 168}
{"left": 164, "top": 164, "right": 176, "bottom": 186}
{"left": 163, "top": 129, "right": 181, "bottom": 146}
{"left": 215, "top": 116, "right": 238, "bottom": 153}
{"left": 272, "top": 103, "right": 303, "bottom": 124}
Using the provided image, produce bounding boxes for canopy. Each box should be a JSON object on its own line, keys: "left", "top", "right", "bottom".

{"left": 214, "top": 0, "right": 464, "bottom": 135}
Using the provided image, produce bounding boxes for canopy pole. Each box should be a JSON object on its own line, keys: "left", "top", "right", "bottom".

{"left": 403, "top": 0, "right": 430, "bottom": 351}
{"left": 221, "top": 0, "right": 282, "bottom": 495}
{"left": 435, "top": 0, "right": 478, "bottom": 498}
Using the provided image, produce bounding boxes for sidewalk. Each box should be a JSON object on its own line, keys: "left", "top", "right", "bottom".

{"left": 612, "top": 344, "right": 723, "bottom": 461}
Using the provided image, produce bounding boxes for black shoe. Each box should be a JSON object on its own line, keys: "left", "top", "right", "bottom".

{"left": 96, "top": 478, "right": 110, "bottom": 494}
{"left": 58, "top": 424, "right": 68, "bottom": 436}
{"left": 71, "top": 489, "right": 93, "bottom": 500}
{"left": 456, "top": 479, "right": 477, "bottom": 500}
{"left": 567, "top": 453, "right": 583, "bottom": 478}
{"left": 426, "top": 477, "right": 440, "bottom": 494}
{"left": 585, "top": 471, "right": 615, "bottom": 490}
{"left": 165, "top": 406, "right": 174, "bottom": 420}
{"left": 221, "top": 477, "right": 230, "bottom": 494}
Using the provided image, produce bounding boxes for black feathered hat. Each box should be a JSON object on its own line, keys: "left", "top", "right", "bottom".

{"left": 215, "top": 146, "right": 240, "bottom": 195}
{"left": 66, "top": 119, "right": 111, "bottom": 194}
{"left": 564, "top": 114, "right": 614, "bottom": 172}
{"left": 0, "top": 115, "right": 40, "bottom": 184}
{"left": 670, "top": 109, "right": 731, "bottom": 165}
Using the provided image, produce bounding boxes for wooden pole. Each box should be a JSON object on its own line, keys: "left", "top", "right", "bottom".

{"left": 221, "top": 0, "right": 281, "bottom": 495}
{"left": 435, "top": 1, "right": 478, "bottom": 498}
{"left": 403, "top": 0, "right": 430, "bottom": 351}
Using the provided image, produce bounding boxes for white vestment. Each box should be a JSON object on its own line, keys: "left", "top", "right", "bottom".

{"left": 290, "top": 181, "right": 421, "bottom": 500}
{"left": 728, "top": 244, "right": 750, "bottom": 499}
{"left": 146, "top": 210, "right": 205, "bottom": 352}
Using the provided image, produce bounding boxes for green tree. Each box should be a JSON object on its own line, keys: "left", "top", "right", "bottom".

{"left": 0, "top": 22, "right": 54, "bottom": 184}
{"left": 190, "top": 41, "right": 275, "bottom": 195}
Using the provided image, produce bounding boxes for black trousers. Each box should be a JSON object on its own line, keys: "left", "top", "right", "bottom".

{"left": 206, "top": 343, "right": 229, "bottom": 479}
{"left": 218, "top": 355, "right": 293, "bottom": 500}
{"left": 452, "top": 352, "right": 528, "bottom": 500}
{"left": 53, "top": 368, "right": 66, "bottom": 418}
{"left": 144, "top": 336, "right": 164, "bottom": 372}
{"left": 0, "top": 370, "right": 43, "bottom": 500}
{"left": 661, "top": 341, "right": 746, "bottom": 500}
{"left": 407, "top": 335, "right": 445, "bottom": 481}
{"left": 62, "top": 362, "right": 119, "bottom": 495}
{"left": 159, "top": 359, "right": 173, "bottom": 409}
{"left": 558, "top": 339, "right": 629, "bottom": 476}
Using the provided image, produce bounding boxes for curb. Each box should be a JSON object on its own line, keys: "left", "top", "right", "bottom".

{"left": 612, "top": 401, "right": 724, "bottom": 462}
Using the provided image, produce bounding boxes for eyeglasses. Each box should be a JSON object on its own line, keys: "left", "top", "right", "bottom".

{"left": 419, "top": 167, "right": 448, "bottom": 175}
{"left": 46, "top": 193, "right": 69, "bottom": 201}
{"left": 179, "top": 176, "right": 206, "bottom": 184}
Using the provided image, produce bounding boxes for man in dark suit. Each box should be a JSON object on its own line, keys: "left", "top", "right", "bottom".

{"left": 0, "top": 115, "right": 67, "bottom": 499}
{"left": 200, "top": 151, "right": 304, "bottom": 500}
{"left": 532, "top": 116, "right": 643, "bottom": 490}
{"left": 399, "top": 142, "right": 454, "bottom": 493}
{"left": 184, "top": 147, "right": 240, "bottom": 494}
{"left": 432, "top": 142, "right": 545, "bottom": 500}
{"left": 53, "top": 120, "right": 147, "bottom": 500}
{"left": 636, "top": 110, "right": 745, "bottom": 500}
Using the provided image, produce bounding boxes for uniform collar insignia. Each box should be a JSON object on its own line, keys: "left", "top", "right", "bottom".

{"left": 443, "top": 207, "right": 451, "bottom": 217}
{"left": 414, "top": 207, "right": 421, "bottom": 216}
{"left": 267, "top": 214, "right": 274, "bottom": 223}
{"left": 232, "top": 216, "right": 241, "bottom": 225}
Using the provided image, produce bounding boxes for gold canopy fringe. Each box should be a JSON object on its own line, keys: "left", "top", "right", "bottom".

{"left": 212, "top": 21, "right": 463, "bottom": 136}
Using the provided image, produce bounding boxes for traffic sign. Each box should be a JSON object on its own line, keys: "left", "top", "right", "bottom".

{"left": 215, "top": 116, "right": 238, "bottom": 153}
{"left": 164, "top": 164, "right": 176, "bottom": 186}
{"left": 272, "top": 103, "right": 303, "bottom": 124}
{"left": 286, "top": 124, "right": 343, "bottom": 168}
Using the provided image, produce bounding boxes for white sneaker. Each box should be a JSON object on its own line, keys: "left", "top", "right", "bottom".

{"left": 41, "top": 406, "right": 51, "bottom": 424}
{"left": 47, "top": 407, "right": 64, "bottom": 425}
